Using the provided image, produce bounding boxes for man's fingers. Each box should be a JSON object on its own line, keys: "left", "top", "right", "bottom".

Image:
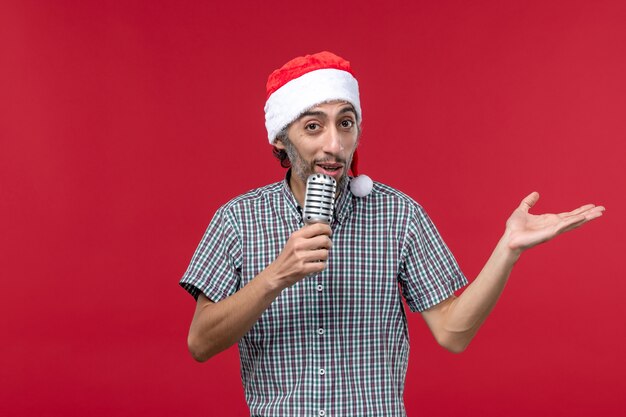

{"left": 309, "top": 234, "right": 332, "bottom": 250}
{"left": 293, "top": 234, "right": 331, "bottom": 250}
{"left": 519, "top": 192, "right": 540, "bottom": 212}
{"left": 559, "top": 204, "right": 596, "bottom": 218}
{"left": 572, "top": 206, "right": 605, "bottom": 223}
{"left": 556, "top": 205, "right": 605, "bottom": 224}
{"left": 558, "top": 206, "right": 605, "bottom": 234}
{"left": 585, "top": 206, "right": 606, "bottom": 220}
{"left": 303, "top": 259, "right": 327, "bottom": 275}
{"left": 305, "top": 248, "right": 330, "bottom": 263}
{"left": 558, "top": 214, "right": 587, "bottom": 232}
{"left": 299, "top": 223, "right": 332, "bottom": 237}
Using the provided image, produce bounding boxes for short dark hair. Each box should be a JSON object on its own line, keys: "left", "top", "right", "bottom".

{"left": 272, "top": 127, "right": 291, "bottom": 168}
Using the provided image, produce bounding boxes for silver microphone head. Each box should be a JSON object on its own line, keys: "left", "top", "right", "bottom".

{"left": 303, "top": 174, "right": 337, "bottom": 225}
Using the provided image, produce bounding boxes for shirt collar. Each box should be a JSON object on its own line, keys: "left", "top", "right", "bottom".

{"left": 280, "top": 170, "right": 303, "bottom": 224}
{"left": 333, "top": 175, "right": 353, "bottom": 225}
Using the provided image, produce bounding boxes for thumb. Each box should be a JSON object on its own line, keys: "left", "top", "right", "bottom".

{"left": 519, "top": 192, "right": 540, "bottom": 212}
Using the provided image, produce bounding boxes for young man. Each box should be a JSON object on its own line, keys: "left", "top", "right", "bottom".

{"left": 180, "top": 51, "right": 604, "bottom": 416}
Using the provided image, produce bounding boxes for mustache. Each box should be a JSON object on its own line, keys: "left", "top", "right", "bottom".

{"left": 313, "top": 157, "right": 347, "bottom": 165}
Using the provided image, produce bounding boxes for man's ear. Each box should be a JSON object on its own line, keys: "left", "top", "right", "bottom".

{"left": 273, "top": 138, "right": 286, "bottom": 150}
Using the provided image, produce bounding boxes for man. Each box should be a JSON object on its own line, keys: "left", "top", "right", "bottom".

{"left": 180, "top": 51, "right": 604, "bottom": 416}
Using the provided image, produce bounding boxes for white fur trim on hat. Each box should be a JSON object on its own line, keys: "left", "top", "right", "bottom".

{"left": 264, "top": 68, "right": 362, "bottom": 144}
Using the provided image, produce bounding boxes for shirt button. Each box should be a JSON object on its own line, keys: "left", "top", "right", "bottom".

{"left": 317, "top": 284, "right": 324, "bottom": 292}
{"left": 319, "top": 410, "right": 326, "bottom": 417}
{"left": 319, "top": 368, "right": 325, "bottom": 376}
{"left": 317, "top": 328, "right": 324, "bottom": 335}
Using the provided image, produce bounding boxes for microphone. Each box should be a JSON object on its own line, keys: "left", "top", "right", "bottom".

{"left": 303, "top": 174, "right": 337, "bottom": 225}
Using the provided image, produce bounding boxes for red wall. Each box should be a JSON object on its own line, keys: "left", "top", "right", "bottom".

{"left": 1, "top": 1, "right": 624, "bottom": 416}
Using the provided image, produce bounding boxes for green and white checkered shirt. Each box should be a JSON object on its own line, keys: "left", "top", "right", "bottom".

{"left": 180, "top": 175, "right": 467, "bottom": 417}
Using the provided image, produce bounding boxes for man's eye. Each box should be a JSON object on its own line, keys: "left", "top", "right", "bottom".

{"left": 340, "top": 120, "right": 354, "bottom": 128}
{"left": 305, "top": 123, "right": 320, "bottom": 131}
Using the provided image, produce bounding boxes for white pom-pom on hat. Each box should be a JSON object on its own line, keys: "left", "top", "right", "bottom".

{"left": 350, "top": 175, "right": 373, "bottom": 197}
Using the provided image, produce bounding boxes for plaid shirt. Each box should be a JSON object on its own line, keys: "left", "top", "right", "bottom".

{"left": 180, "top": 175, "right": 467, "bottom": 417}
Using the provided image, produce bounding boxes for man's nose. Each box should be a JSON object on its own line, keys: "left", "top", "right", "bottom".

{"left": 322, "top": 126, "right": 343, "bottom": 154}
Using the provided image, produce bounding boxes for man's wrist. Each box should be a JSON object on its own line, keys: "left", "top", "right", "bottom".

{"left": 499, "top": 231, "right": 523, "bottom": 265}
{"left": 256, "top": 265, "right": 287, "bottom": 297}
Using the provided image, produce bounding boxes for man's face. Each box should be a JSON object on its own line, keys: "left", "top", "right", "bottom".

{"left": 275, "top": 101, "right": 360, "bottom": 192}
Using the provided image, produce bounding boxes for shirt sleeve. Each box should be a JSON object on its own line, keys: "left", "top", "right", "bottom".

{"left": 179, "top": 206, "right": 242, "bottom": 302}
{"left": 399, "top": 204, "right": 468, "bottom": 312}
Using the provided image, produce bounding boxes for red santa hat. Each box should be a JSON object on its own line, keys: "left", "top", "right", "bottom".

{"left": 264, "top": 51, "right": 364, "bottom": 178}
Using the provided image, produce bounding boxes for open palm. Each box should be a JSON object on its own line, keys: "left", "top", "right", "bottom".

{"left": 506, "top": 192, "right": 605, "bottom": 252}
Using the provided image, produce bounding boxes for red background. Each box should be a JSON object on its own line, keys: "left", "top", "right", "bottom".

{"left": 1, "top": 1, "right": 625, "bottom": 416}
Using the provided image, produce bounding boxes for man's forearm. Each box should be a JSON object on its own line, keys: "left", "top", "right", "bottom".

{"left": 187, "top": 223, "right": 333, "bottom": 362}
{"left": 426, "top": 193, "right": 603, "bottom": 353}
{"left": 427, "top": 233, "right": 521, "bottom": 353}
{"left": 187, "top": 269, "right": 283, "bottom": 362}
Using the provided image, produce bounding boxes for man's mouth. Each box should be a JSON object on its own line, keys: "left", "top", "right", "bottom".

{"left": 316, "top": 163, "right": 343, "bottom": 173}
